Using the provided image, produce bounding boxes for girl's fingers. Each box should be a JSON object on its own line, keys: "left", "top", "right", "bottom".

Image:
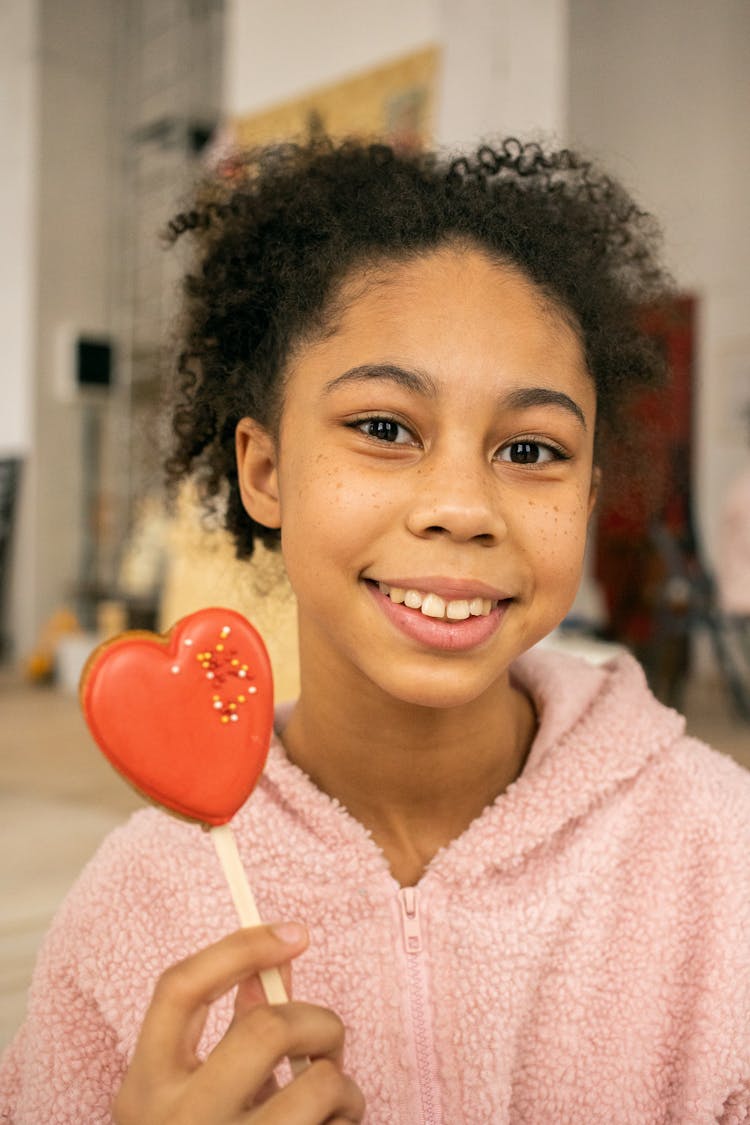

{"left": 246, "top": 1058, "right": 365, "bottom": 1124}
{"left": 115, "top": 924, "right": 365, "bottom": 1125}
{"left": 233, "top": 957, "right": 294, "bottom": 1017}
{"left": 132, "top": 924, "right": 308, "bottom": 1081}
{"left": 226, "top": 960, "right": 296, "bottom": 1109}
{"left": 189, "top": 1001, "right": 347, "bottom": 1120}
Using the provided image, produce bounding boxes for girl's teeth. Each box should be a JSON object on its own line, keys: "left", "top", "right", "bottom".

{"left": 446, "top": 599, "right": 470, "bottom": 620}
{"left": 378, "top": 582, "right": 495, "bottom": 620}
{"left": 421, "top": 593, "right": 446, "bottom": 618}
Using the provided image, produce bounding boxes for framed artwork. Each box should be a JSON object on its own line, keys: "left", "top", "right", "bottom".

{"left": 231, "top": 45, "right": 440, "bottom": 151}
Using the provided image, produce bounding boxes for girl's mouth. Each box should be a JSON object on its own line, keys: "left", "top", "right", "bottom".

{"left": 365, "top": 580, "right": 510, "bottom": 652}
{"left": 376, "top": 581, "right": 496, "bottom": 621}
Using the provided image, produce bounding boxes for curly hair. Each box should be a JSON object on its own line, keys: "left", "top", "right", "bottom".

{"left": 165, "top": 136, "right": 671, "bottom": 559}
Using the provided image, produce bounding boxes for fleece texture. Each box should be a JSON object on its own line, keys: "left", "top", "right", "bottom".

{"left": 2, "top": 650, "right": 750, "bottom": 1123}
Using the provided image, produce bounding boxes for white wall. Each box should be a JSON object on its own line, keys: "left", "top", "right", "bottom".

{"left": 33, "top": 0, "right": 116, "bottom": 640}
{"left": 0, "top": 0, "right": 38, "bottom": 658}
{"left": 224, "top": 0, "right": 438, "bottom": 115}
{"left": 8, "top": 0, "right": 117, "bottom": 658}
{"left": 569, "top": 0, "right": 750, "bottom": 566}
{"left": 0, "top": 0, "right": 37, "bottom": 456}
{"left": 437, "top": 0, "right": 569, "bottom": 146}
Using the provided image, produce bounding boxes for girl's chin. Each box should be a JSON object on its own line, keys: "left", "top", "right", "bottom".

{"left": 363, "top": 664, "right": 514, "bottom": 712}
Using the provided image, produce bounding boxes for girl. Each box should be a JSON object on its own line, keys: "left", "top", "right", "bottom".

{"left": 3, "top": 138, "right": 750, "bottom": 1124}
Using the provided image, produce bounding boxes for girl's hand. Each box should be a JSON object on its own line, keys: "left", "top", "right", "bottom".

{"left": 113, "top": 924, "right": 365, "bottom": 1124}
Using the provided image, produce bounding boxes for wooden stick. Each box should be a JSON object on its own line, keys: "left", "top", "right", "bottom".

{"left": 211, "top": 823, "right": 308, "bottom": 1076}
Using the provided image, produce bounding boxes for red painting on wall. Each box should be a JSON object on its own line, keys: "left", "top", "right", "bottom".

{"left": 594, "top": 296, "right": 696, "bottom": 665}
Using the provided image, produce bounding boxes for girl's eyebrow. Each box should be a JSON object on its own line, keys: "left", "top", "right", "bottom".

{"left": 322, "top": 363, "right": 438, "bottom": 397}
{"left": 501, "top": 387, "right": 588, "bottom": 430}
{"left": 322, "top": 363, "right": 587, "bottom": 430}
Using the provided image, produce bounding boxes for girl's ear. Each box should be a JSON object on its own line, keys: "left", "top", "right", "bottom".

{"left": 235, "top": 418, "right": 282, "bottom": 529}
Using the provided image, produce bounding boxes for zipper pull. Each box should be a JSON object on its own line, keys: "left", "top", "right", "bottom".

{"left": 400, "top": 886, "right": 422, "bottom": 954}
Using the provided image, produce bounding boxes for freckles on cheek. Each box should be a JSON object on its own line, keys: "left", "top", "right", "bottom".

{"left": 330, "top": 487, "right": 387, "bottom": 523}
{"left": 521, "top": 500, "right": 588, "bottom": 573}
{"left": 287, "top": 457, "right": 382, "bottom": 527}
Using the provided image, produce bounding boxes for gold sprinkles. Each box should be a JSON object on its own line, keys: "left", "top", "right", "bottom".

{"left": 194, "top": 624, "right": 259, "bottom": 723}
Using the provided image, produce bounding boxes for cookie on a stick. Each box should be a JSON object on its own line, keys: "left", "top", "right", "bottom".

{"left": 79, "top": 606, "right": 306, "bottom": 1072}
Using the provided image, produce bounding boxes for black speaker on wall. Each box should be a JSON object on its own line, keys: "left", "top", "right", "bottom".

{"left": 76, "top": 336, "right": 113, "bottom": 391}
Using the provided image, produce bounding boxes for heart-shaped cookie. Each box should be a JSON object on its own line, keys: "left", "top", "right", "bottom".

{"left": 80, "top": 608, "right": 274, "bottom": 826}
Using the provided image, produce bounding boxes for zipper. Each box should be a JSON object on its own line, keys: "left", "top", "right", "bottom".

{"left": 402, "top": 886, "right": 422, "bottom": 952}
{"left": 399, "top": 886, "right": 440, "bottom": 1125}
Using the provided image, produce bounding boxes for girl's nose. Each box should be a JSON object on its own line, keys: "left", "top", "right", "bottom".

{"left": 405, "top": 456, "right": 506, "bottom": 545}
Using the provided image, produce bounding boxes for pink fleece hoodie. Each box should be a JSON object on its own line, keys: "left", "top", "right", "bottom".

{"left": 2, "top": 649, "right": 750, "bottom": 1123}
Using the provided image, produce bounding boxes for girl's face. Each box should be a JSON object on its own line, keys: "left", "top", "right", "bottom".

{"left": 237, "top": 246, "right": 599, "bottom": 711}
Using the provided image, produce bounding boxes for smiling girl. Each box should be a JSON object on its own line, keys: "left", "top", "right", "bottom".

{"left": 3, "top": 138, "right": 750, "bottom": 1124}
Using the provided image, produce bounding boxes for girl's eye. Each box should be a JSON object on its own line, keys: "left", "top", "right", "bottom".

{"left": 497, "top": 440, "right": 566, "bottom": 465}
{"left": 351, "top": 417, "right": 415, "bottom": 444}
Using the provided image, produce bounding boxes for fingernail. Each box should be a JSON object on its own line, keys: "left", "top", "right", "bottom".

{"left": 270, "top": 921, "right": 307, "bottom": 944}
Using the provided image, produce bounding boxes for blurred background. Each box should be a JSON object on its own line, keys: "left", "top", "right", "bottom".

{"left": 1, "top": 0, "right": 749, "bottom": 1047}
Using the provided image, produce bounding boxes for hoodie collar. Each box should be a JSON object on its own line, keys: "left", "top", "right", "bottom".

{"left": 426, "top": 649, "right": 686, "bottom": 883}
{"left": 256, "top": 650, "right": 685, "bottom": 886}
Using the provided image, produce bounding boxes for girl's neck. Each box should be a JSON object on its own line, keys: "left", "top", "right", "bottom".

{"left": 280, "top": 660, "right": 537, "bottom": 887}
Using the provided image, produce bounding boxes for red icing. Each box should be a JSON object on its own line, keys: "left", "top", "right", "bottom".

{"left": 80, "top": 608, "right": 274, "bottom": 826}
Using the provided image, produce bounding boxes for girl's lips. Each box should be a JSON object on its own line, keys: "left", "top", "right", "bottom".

{"left": 374, "top": 577, "right": 510, "bottom": 601}
{"left": 366, "top": 580, "right": 509, "bottom": 652}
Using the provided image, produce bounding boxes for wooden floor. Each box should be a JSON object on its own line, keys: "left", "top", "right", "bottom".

{"left": 0, "top": 672, "right": 141, "bottom": 1051}
{"left": 1, "top": 665, "right": 748, "bottom": 1051}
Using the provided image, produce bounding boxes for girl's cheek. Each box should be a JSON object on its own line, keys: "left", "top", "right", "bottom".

{"left": 285, "top": 455, "right": 371, "bottom": 524}
{"left": 520, "top": 500, "right": 589, "bottom": 568}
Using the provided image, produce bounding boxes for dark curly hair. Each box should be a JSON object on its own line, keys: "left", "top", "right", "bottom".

{"left": 165, "top": 136, "right": 671, "bottom": 559}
